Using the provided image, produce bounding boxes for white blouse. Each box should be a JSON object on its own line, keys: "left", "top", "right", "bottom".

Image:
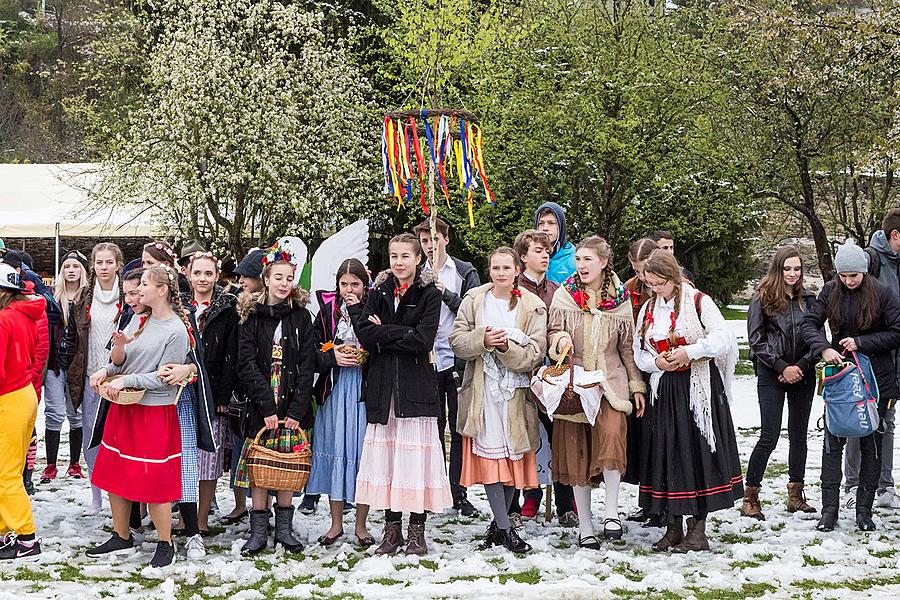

{"left": 632, "top": 292, "right": 733, "bottom": 374}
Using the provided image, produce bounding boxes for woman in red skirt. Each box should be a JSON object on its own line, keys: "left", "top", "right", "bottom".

{"left": 86, "top": 266, "right": 192, "bottom": 567}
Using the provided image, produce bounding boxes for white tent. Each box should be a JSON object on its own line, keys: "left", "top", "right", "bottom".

{"left": 0, "top": 163, "right": 157, "bottom": 238}
{"left": 0, "top": 163, "right": 159, "bottom": 267}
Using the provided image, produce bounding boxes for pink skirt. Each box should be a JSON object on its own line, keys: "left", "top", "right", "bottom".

{"left": 355, "top": 409, "right": 453, "bottom": 513}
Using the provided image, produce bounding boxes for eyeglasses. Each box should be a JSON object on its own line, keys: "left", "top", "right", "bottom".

{"left": 645, "top": 278, "right": 670, "bottom": 290}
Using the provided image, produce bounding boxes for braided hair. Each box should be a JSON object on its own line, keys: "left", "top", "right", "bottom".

{"left": 487, "top": 247, "right": 522, "bottom": 310}
{"left": 133, "top": 266, "right": 195, "bottom": 348}
{"left": 638, "top": 252, "right": 684, "bottom": 346}
{"left": 574, "top": 236, "right": 614, "bottom": 301}
{"left": 84, "top": 242, "right": 125, "bottom": 323}
{"left": 627, "top": 238, "right": 659, "bottom": 299}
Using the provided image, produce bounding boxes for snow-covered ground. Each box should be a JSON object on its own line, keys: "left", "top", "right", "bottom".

{"left": 3, "top": 320, "right": 900, "bottom": 599}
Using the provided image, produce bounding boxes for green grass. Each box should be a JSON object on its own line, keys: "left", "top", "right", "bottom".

{"left": 802, "top": 554, "right": 827, "bottom": 567}
{"left": 368, "top": 577, "right": 405, "bottom": 586}
{"left": 721, "top": 306, "right": 749, "bottom": 320}
{"left": 792, "top": 574, "right": 900, "bottom": 591}
{"left": 753, "top": 552, "right": 775, "bottom": 562}
{"left": 688, "top": 583, "right": 776, "bottom": 599}
{"left": 870, "top": 548, "right": 898, "bottom": 558}
{"left": 719, "top": 533, "right": 753, "bottom": 544}
{"left": 764, "top": 462, "right": 789, "bottom": 478}
{"left": 735, "top": 360, "right": 755, "bottom": 376}
{"left": 498, "top": 568, "right": 542, "bottom": 584}
{"left": 611, "top": 589, "right": 681, "bottom": 599}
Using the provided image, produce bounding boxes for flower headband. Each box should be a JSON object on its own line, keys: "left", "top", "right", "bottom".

{"left": 189, "top": 251, "right": 222, "bottom": 270}
{"left": 146, "top": 242, "right": 178, "bottom": 262}
{"left": 261, "top": 244, "right": 298, "bottom": 271}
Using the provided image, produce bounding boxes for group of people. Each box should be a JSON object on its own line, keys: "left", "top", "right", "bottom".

{"left": 1, "top": 204, "right": 899, "bottom": 568}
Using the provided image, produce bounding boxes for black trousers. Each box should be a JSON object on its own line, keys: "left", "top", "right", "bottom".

{"left": 509, "top": 411, "right": 574, "bottom": 515}
{"left": 436, "top": 367, "right": 466, "bottom": 502}
{"left": 821, "top": 429, "right": 882, "bottom": 512}
{"left": 745, "top": 365, "right": 815, "bottom": 487}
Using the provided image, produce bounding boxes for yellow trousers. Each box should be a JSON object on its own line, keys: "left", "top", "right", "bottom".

{"left": 0, "top": 385, "right": 38, "bottom": 535}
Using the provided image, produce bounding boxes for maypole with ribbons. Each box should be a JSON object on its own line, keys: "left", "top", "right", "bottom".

{"left": 381, "top": 108, "right": 496, "bottom": 267}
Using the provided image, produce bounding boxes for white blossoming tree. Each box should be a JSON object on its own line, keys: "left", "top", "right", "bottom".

{"left": 93, "top": 0, "right": 379, "bottom": 260}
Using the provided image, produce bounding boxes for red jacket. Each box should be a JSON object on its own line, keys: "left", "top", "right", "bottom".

{"left": 0, "top": 296, "right": 47, "bottom": 397}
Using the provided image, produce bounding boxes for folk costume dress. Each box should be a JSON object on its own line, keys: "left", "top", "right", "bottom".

{"left": 450, "top": 284, "right": 547, "bottom": 489}
{"left": 92, "top": 315, "right": 189, "bottom": 503}
{"left": 632, "top": 283, "right": 744, "bottom": 516}
{"left": 546, "top": 275, "right": 647, "bottom": 485}
{"left": 306, "top": 291, "right": 368, "bottom": 502}
{"left": 350, "top": 269, "right": 453, "bottom": 514}
{"left": 234, "top": 290, "right": 316, "bottom": 489}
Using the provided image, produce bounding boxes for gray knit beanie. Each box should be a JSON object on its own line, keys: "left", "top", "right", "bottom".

{"left": 834, "top": 239, "right": 868, "bottom": 274}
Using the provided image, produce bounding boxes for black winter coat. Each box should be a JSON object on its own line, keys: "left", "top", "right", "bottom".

{"left": 237, "top": 290, "right": 316, "bottom": 436}
{"left": 349, "top": 269, "right": 441, "bottom": 424}
{"left": 184, "top": 288, "right": 239, "bottom": 411}
{"left": 800, "top": 278, "right": 900, "bottom": 400}
{"left": 747, "top": 289, "right": 818, "bottom": 376}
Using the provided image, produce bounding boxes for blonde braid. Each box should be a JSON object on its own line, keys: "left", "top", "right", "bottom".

{"left": 510, "top": 277, "right": 520, "bottom": 311}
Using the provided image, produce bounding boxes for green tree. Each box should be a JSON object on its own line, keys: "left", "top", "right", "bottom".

{"left": 93, "top": 0, "right": 380, "bottom": 260}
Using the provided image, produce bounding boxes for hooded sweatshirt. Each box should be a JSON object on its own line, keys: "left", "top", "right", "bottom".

{"left": 868, "top": 229, "right": 900, "bottom": 381}
{"left": 534, "top": 201, "right": 576, "bottom": 284}
{"left": 0, "top": 296, "right": 47, "bottom": 397}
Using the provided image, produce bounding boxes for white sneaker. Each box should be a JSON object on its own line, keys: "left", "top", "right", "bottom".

{"left": 185, "top": 534, "right": 206, "bottom": 559}
{"left": 876, "top": 488, "right": 900, "bottom": 509}
{"left": 844, "top": 486, "right": 858, "bottom": 509}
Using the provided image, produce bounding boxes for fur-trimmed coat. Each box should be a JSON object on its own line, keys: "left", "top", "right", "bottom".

{"left": 348, "top": 268, "right": 442, "bottom": 423}
{"left": 548, "top": 279, "right": 647, "bottom": 419}
{"left": 236, "top": 288, "right": 316, "bottom": 435}
{"left": 450, "top": 284, "right": 547, "bottom": 454}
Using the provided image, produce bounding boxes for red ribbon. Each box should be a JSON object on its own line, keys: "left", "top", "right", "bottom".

{"left": 394, "top": 284, "right": 409, "bottom": 298}
{"left": 408, "top": 117, "right": 429, "bottom": 215}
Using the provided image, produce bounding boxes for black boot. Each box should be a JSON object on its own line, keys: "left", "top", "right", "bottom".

{"left": 856, "top": 486, "right": 877, "bottom": 531}
{"left": 499, "top": 527, "right": 531, "bottom": 554}
{"left": 817, "top": 483, "right": 840, "bottom": 532}
{"left": 480, "top": 521, "right": 502, "bottom": 550}
{"left": 241, "top": 510, "right": 270, "bottom": 556}
{"left": 273, "top": 505, "right": 304, "bottom": 553}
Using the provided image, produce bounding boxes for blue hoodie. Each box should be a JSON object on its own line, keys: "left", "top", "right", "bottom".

{"left": 534, "top": 201, "right": 575, "bottom": 284}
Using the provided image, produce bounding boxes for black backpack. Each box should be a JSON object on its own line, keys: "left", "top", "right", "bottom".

{"left": 864, "top": 247, "right": 881, "bottom": 279}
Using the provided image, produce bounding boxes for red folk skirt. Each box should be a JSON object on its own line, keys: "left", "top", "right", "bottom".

{"left": 92, "top": 403, "right": 182, "bottom": 503}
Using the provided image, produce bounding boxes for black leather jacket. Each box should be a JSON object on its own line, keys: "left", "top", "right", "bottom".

{"left": 747, "top": 289, "right": 818, "bottom": 376}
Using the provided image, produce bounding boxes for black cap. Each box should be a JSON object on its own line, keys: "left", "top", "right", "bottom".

{"left": 1, "top": 249, "right": 25, "bottom": 269}
{"left": 60, "top": 250, "right": 88, "bottom": 271}
{"left": 234, "top": 249, "right": 265, "bottom": 278}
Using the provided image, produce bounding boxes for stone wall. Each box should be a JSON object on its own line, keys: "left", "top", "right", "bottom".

{"left": 1, "top": 237, "right": 151, "bottom": 278}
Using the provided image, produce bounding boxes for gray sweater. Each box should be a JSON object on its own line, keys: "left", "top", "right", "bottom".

{"left": 106, "top": 314, "right": 190, "bottom": 406}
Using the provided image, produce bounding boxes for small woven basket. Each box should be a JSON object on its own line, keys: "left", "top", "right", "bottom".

{"left": 99, "top": 375, "right": 146, "bottom": 405}
{"left": 336, "top": 344, "right": 369, "bottom": 366}
{"left": 246, "top": 422, "right": 312, "bottom": 492}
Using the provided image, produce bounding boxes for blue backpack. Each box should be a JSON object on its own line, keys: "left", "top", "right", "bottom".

{"left": 820, "top": 352, "right": 881, "bottom": 438}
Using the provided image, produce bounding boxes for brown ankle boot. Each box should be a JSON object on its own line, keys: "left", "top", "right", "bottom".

{"left": 374, "top": 521, "right": 404, "bottom": 555}
{"left": 404, "top": 523, "right": 427, "bottom": 556}
{"left": 786, "top": 482, "right": 817, "bottom": 513}
{"left": 651, "top": 515, "right": 684, "bottom": 552}
{"left": 671, "top": 517, "right": 709, "bottom": 553}
{"left": 740, "top": 485, "right": 765, "bottom": 520}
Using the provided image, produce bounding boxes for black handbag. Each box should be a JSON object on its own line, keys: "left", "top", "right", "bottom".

{"left": 227, "top": 392, "right": 250, "bottom": 438}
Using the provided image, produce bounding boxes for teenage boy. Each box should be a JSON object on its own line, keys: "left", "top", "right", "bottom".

{"left": 534, "top": 202, "right": 576, "bottom": 284}
{"left": 650, "top": 230, "right": 694, "bottom": 281}
{"left": 507, "top": 230, "right": 577, "bottom": 527}
{"left": 414, "top": 218, "right": 480, "bottom": 516}
{"left": 846, "top": 209, "right": 900, "bottom": 509}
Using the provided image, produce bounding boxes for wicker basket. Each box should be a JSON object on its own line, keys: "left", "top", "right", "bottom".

{"left": 336, "top": 344, "right": 369, "bottom": 366}
{"left": 246, "top": 422, "right": 312, "bottom": 492}
{"left": 98, "top": 375, "right": 146, "bottom": 405}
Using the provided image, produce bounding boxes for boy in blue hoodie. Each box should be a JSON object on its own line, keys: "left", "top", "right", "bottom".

{"left": 534, "top": 202, "right": 576, "bottom": 284}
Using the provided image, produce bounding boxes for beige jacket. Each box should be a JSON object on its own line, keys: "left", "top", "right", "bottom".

{"left": 450, "top": 284, "right": 548, "bottom": 454}
{"left": 547, "top": 282, "right": 647, "bottom": 417}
